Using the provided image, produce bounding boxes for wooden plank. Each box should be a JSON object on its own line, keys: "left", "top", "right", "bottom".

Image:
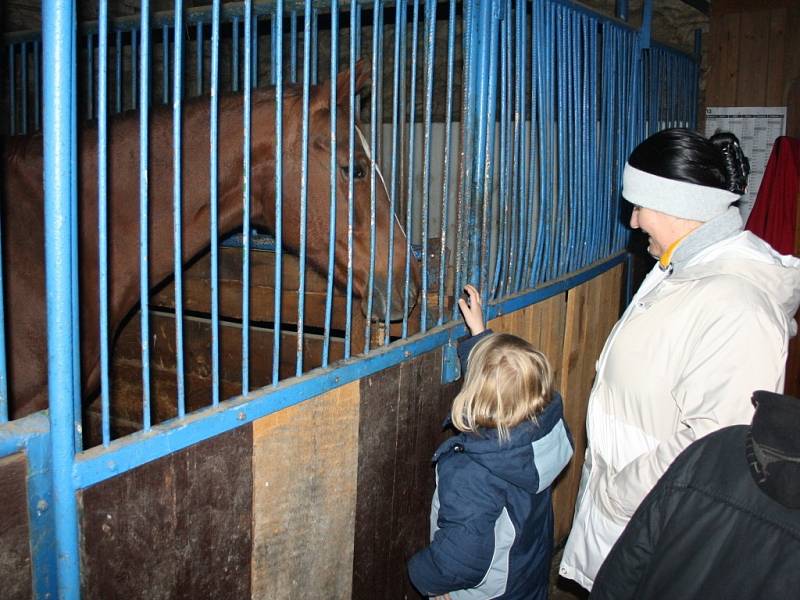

{"left": 735, "top": 10, "right": 770, "bottom": 106}
{"left": 553, "top": 264, "right": 625, "bottom": 543}
{"left": 251, "top": 381, "right": 360, "bottom": 600}
{"left": 353, "top": 348, "right": 456, "bottom": 599}
{"left": 0, "top": 453, "right": 32, "bottom": 600}
{"left": 716, "top": 12, "right": 741, "bottom": 105}
{"left": 80, "top": 426, "right": 253, "bottom": 600}
{"left": 765, "top": 8, "right": 787, "bottom": 107}
{"left": 705, "top": 4, "right": 725, "bottom": 107}
{"left": 489, "top": 294, "right": 568, "bottom": 390}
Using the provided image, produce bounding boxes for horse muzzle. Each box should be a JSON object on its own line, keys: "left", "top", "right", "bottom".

{"left": 362, "top": 275, "right": 419, "bottom": 322}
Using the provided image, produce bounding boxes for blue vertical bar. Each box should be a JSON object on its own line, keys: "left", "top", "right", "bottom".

{"left": 402, "top": 0, "right": 420, "bottom": 339}
{"left": 322, "top": 0, "right": 339, "bottom": 367}
{"left": 162, "top": 25, "right": 169, "bottom": 104}
{"left": 34, "top": 41, "right": 41, "bottom": 131}
{"left": 311, "top": 8, "right": 318, "bottom": 84}
{"left": 290, "top": 10, "right": 298, "bottom": 83}
{"left": 196, "top": 21, "right": 203, "bottom": 96}
{"left": 21, "top": 42, "right": 29, "bottom": 134}
{"left": 9, "top": 45, "right": 16, "bottom": 135}
{"left": 419, "top": 0, "right": 436, "bottom": 332}
{"left": 210, "top": 0, "right": 221, "bottom": 405}
{"left": 70, "top": 0, "right": 81, "bottom": 450}
{"left": 140, "top": 0, "right": 152, "bottom": 430}
{"left": 296, "top": 0, "right": 312, "bottom": 376}
{"left": 115, "top": 29, "right": 122, "bottom": 112}
{"left": 272, "top": 0, "right": 284, "bottom": 384}
{"left": 385, "top": 0, "right": 405, "bottom": 343}
{"left": 131, "top": 29, "right": 138, "bottom": 110}
{"left": 363, "top": 0, "right": 381, "bottom": 352}
{"left": 173, "top": 0, "right": 186, "bottom": 418}
{"left": 232, "top": 17, "right": 240, "bottom": 92}
{"left": 42, "top": 0, "right": 80, "bottom": 594}
{"left": 437, "top": 0, "right": 456, "bottom": 326}
{"left": 242, "top": 0, "right": 252, "bottom": 392}
{"left": 87, "top": 33, "right": 94, "bottom": 120}
{"left": 344, "top": 0, "right": 357, "bottom": 358}
{"left": 98, "top": 0, "right": 111, "bottom": 447}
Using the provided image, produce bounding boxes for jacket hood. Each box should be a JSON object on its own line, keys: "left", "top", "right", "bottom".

{"left": 435, "top": 393, "right": 574, "bottom": 494}
{"left": 674, "top": 231, "right": 800, "bottom": 334}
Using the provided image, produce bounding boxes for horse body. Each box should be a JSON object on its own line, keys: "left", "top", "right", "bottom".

{"left": 3, "top": 62, "right": 419, "bottom": 419}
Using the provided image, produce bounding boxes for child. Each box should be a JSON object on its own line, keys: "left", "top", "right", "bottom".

{"left": 407, "top": 285, "right": 574, "bottom": 600}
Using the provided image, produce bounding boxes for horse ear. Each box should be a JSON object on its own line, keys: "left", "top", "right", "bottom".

{"left": 336, "top": 58, "right": 371, "bottom": 107}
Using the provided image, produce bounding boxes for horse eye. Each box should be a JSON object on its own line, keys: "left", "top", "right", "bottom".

{"left": 340, "top": 164, "right": 367, "bottom": 180}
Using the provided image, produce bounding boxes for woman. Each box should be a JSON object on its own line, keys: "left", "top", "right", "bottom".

{"left": 558, "top": 128, "right": 800, "bottom": 591}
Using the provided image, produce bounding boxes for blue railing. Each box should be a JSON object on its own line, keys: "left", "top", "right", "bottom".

{"left": 1, "top": 0, "right": 698, "bottom": 593}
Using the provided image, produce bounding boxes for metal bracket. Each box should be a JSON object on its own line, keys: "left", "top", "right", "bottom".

{"left": 441, "top": 338, "right": 461, "bottom": 384}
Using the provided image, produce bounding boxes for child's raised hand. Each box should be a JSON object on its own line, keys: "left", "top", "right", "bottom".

{"left": 457, "top": 284, "right": 485, "bottom": 336}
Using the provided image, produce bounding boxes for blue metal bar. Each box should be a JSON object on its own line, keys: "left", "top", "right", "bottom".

{"left": 34, "top": 41, "right": 41, "bottom": 131}
{"left": 419, "top": 0, "right": 436, "bottom": 333}
{"left": 345, "top": 0, "right": 357, "bottom": 358}
{"left": 296, "top": 0, "right": 312, "bottom": 375}
{"left": 232, "top": 16, "right": 240, "bottom": 92}
{"left": 321, "top": 0, "right": 338, "bottom": 367}
{"left": 140, "top": 0, "right": 153, "bottom": 431}
{"left": 42, "top": 0, "right": 80, "bottom": 593}
{"left": 402, "top": 0, "right": 420, "bottom": 339}
{"left": 492, "top": 0, "right": 510, "bottom": 298}
{"left": 452, "top": 0, "right": 474, "bottom": 319}
{"left": 86, "top": 33, "right": 94, "bottom": 120}
{"left": 385, "top": 0, "right": 405, "bottom": 344}
{"left": 21, "top": 42, "right": 29, "bottom": 134}
{"left": 162, "top": 25, "right": 169, "bottom": 104}
{"left": 70, "top": 0, "right": 81, "bottom": 451}
{"left": 437, "top": 0, "right": 456, "bottom": 327}
{"left": 196, "top": 21, "right": 203, "bottom": 96}
{"left": 363, "top": 0, "right": 381, "bottom": 352}
{"left": 210, "top": 0, "right": 221, "bottom": 405}
{"left": 242, "top": 0, "right": 252, "bottom": 393}
{"left": 115, "top": 29, "right": 122, "bottom": 112}
{"left": 8, "top": 45, "right": 15, "bottom": 135}
{"left": 131, "top": 29, "right": 138, "bottom": 109}
{"left": 272, "top": 0, "right": 284, "bottom": 384}
{"left": 98, "top": 0, "right": 111, "bottom": 447}
{"left": 290, "top": 10, "right": 298, "bottom": 83}
{"left": 172, "top": 0, "right": 186, "bottom": 418}
{"left": 73, "top": 252, "right": 628, "bottom": 490}
{"left": 311, "top": 8, "right": 319, "bottom": 85}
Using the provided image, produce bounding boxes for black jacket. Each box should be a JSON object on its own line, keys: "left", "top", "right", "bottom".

{"left": 591, "top": 425, "right": 800, "bottom": 600}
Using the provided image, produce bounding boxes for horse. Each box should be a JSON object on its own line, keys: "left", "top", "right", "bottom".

{"left": 2, "top": 59, "right": 420, "bottom": 420}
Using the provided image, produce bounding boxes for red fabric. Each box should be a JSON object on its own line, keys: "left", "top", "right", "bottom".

{"left": 746, "top": 136, "right": 800, "bottom": 256}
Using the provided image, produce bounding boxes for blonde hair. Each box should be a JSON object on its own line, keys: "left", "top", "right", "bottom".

{"left": 451, "top": 333, "right": 553, "bottom": 441}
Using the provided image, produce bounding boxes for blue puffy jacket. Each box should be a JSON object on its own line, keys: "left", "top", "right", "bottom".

{"left": 408, "top": 331, "right": 574, "bottom": 599}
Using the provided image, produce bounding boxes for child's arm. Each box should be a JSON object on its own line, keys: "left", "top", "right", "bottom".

{"left": 455, "top": 285, "right": 493, "bottom": 378}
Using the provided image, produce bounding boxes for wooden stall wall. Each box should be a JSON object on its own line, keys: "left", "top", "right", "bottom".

{"left": 707, "top": 0, "right": 800, "bottom": 397}
{"left": 71, "top": 265, "right": 626, "bottom": 599}
{"left": 0, "top": 453, "right": 32, "bottom": 600}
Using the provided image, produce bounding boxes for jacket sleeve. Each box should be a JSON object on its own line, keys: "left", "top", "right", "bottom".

{"left": 603, "top": 300, "right": 785, "bottom": 520}
{"left": 407, "top": 458, "right": 504, "bottom": 597}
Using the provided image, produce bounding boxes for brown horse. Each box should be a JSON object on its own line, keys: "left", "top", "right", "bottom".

{"left": 2, "top": 60, "right": 420, "bottom": 419}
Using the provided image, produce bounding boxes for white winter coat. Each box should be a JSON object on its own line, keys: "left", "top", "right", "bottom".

{"left": 559, "top": 229, "right": 800, "bottom": 591}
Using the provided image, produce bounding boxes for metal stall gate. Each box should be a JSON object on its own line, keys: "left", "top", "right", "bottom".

{"left": 0, "top": 0, "right": 699, "bottom": 596}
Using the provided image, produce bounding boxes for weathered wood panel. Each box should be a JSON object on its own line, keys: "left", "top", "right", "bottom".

{"left": 353, "top": 348, "right": 459, "bottom": 600}
{"left": 0, "top": 453, "right": 32, "bottom": 600}
{"left": 554, "top": 265, "right": 625, "bottom": 543}
{"left": 250, "top": 381, "right": 360, "bottom": 600}
{"left": 80, "top": 427, "right": 253, "bottom": 600}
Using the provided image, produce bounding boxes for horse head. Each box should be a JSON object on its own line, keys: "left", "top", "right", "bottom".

{"left": 251, "top": 60, "right": 420, "bottom": 323}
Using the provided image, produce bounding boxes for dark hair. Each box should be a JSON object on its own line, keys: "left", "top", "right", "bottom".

{"left": 628, "top": 128, "right": 750, "bottom": 195}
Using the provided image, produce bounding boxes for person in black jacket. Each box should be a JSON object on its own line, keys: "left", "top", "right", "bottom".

{"left": 591, "top": 390, "right": 800, "bottom": 599}
{"left": 407, "top": 285, "right": 574, "bottom": 599}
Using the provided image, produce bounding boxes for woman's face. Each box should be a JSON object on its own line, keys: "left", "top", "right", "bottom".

{"left": 630, "top": 205, "right": 683, "bottom": 258}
